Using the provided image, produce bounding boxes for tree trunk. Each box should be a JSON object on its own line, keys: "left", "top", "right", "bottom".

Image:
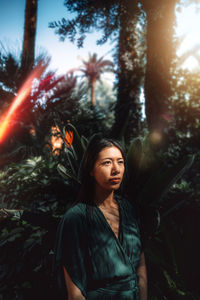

{"left": 111, "top": 2, "right": 143, "bottom": 142}
{"left": 21, "top": 0, "right": 38, "bottom": 80}
{"left": 144, "top": 0, "right": 177, "bottom": 133}
{"left": 90, "top": 78, "right": 96, "bottom": 106}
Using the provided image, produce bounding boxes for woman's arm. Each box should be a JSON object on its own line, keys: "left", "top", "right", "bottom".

{"left": 137, "top": 252, "right": 148, "bottom": 300}
{"left": 63, "top": 266, "right": 86, "bottom": 300}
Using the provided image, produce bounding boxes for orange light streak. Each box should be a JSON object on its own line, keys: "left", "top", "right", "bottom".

{"left": 0, "top": 61, "right": 47, "bottom": 143}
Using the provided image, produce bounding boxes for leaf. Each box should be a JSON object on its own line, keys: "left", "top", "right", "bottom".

{"left": 64, "top": 150, "right": 76, "bottom": 176}
{"left": 33, "top": 264, "right": 42, "bottom": 272}
{"left": 23, "top": 238, "right": 37, "bottom": 249}
{"left": 57, "top": 163, "right": 80, "bottom": 183}
{"left": 22, "top": 281, "right": 32, "bottom": 289}
{"left": 7, "top": 233, "right": 22, "bottom": 242}
{"left": 80, "top": 135, "right": 88, "bottom": 151}
{"left": 136, "top": 155, "right": 195, "bottom": 205}
{"left": 0, "top": 227, "right": 25, "bottom": 246}
{"left": 161, "top": 199, "right": 187, "bottom": 220}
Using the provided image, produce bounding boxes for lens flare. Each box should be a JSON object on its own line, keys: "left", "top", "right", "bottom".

{"left": 0, "top": 61, "right": 47, "bottom": 143}
{"left": 161, "top": 113, "right": 172, "bottom": 122}
{"left": 150, "top": 131, "right": 162, "bottom": 144}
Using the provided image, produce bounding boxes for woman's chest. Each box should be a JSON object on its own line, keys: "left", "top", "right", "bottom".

{"left": 98, "top": 206, "right": 120, "bottom": 239}
{"left": 85, "top": 203, "right": 142, "bottom": 281}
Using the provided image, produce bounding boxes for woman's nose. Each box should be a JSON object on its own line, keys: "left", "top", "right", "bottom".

{"left": 111, "top": 162, "right": 120, "bottom": 174}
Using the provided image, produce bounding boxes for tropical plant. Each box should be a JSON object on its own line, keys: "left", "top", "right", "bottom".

{"left": 0, "top": 216, "right": 58, "bottom": 300}
{"left": 56, "top": 122, "right": 88, "bottom": 186}
{"left": 124, "top": 134, "right": 197, "bottom": 299}
{"left": 0, "top": 0, "right": 38, "bottom": 103}
{"left": 55, "top": 124, "right": 197, "bottom": 298}
{"left": 20, "top": 0, "right": 38, "bottom": 81}
{"left": 0, "top": 124, "right": 197, "bottom": 299}
{"left": 0, "top": 155, "right": 70, "bottom": 211}
{"left": 0, "top": 50, "right": 22, "bottom": 111}
{"left": 125, "top": 133, "right": 195, "bottom": 232}
{"left": 79, "top": 53, "right": 114, "bottom": 107}
{"left": 49, "top": 0, "right": 145, "bottom": 140}
{"left": 0, "top": 154, "right": 72, "bottom": 299}
{"left": 0, "top": 59, "right": 85, "bottom": 165}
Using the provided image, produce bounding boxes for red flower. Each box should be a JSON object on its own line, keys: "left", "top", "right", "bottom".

{"left": 65, "top": 130, "right": 73, "bottom": 147}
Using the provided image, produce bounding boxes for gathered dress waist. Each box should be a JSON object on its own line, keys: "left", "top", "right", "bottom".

{"left": 87, "top": 275, "right": 139, "bottom": 300}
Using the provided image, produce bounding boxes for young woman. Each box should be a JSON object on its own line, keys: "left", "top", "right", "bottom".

{"left": 54, "top": 136, "right": 147, "bottom": 300}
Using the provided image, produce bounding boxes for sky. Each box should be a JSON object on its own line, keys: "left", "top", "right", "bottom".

{"left": 0, "top": 0, "right": 113, "bottom": 77}
{"left": 176, "top": 2, "right": 200, "bottom": 70}
{"left": 1, "top": 0, "right": 200, "bottom": 75}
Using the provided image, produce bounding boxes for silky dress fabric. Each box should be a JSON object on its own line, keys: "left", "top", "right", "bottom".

{"left": 53, "top": 195, "right": 142, "bottom": 300}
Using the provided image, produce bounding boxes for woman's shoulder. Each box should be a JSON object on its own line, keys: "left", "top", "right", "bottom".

{"left": 62, "top": 202, "right": 87, "bottom": 224}
{"left": 116, "top": 193, "right": 132, "bottom": 207}
{"left": 116, "top": 194, "right": 138, "bottom": 217}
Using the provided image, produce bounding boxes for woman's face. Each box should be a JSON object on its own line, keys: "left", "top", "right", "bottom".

{"left": 91, "top": 146, "right": 125, "bottom": 192}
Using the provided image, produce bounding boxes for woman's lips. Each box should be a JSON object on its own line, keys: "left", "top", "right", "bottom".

{"left": 109, "top": 178, "right": 121, "bottom": 183}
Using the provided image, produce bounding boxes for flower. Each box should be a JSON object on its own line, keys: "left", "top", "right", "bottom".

{"left": 65, "top": 130, "right": 73, "bottom": 147}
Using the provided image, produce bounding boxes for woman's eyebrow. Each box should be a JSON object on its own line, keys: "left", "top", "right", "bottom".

{"left": 101, "top": 157, "right": 124, "bottom": 160}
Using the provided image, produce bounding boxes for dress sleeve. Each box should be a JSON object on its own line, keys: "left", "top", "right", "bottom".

{"left": 132, "top": 202, "right": 145, "bottom": 252}
{"left": 53, "top": 208, "right": 87, "bottom": 299}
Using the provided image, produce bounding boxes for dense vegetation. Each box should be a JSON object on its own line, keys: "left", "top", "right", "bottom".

{"left": 0, "top": 0, "right": 200, "bottom": 299}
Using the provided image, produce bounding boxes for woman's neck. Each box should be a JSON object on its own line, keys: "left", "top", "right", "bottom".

{"left": 94, "top": 185, "right": 115, "bottom": 208}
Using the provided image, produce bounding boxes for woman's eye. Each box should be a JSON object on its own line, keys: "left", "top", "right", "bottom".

{"left": 103, "top": 161, "right": 111, "bottom": 165}
{"left": 118, "top": 160, "right": 124, "bottom": 164}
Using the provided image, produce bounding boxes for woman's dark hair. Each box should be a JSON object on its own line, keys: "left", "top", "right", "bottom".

{"left": 76, "top": 134, "right": 126, "bottom": 205}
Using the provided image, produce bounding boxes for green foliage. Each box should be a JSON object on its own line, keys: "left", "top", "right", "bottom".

{"left": 0, "top": 155, "right": 71, "bottom": 212}
{"left": 80, "top": 53, "right": 114, "bottom": 82}
{"left": 124, "top": 133, "right": 197, "bottom": 299}
{"left": 125, "top": 134, "right": 194, "bottom": 206}
{"left": 171, "top": 68, "right": 200, "bottom": 146}
{"left": 0, "top": 217, "right": 58, "bottom": 299}
{"left": 49, "top": 0, "right": 121, "bottom": 46}
{"left": 1, "top": 1, "right": 200, "bottom": 298}
{"left": 0, "top": 126, "right": 198, "bottom": 299}
{"left": 49, "top": 1, "right": 145, "bottom": 140}
{"left": 0, "top": 51, "right": 20, "bottom": 101}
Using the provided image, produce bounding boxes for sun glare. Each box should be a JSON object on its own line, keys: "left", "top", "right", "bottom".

{"left": 176, "top": 3, "right": 200, "bottom": 70}
{"left": 0, "top": 61, "right": 47, "bottom": 143}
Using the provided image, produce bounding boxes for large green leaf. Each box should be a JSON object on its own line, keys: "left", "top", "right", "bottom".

{"left": 136, "top": 155, "right": 195, "bottom": 205}
{"left": 80, "top": 135, "right": 88, "bottom": 151}
{"left": 57, "top": 163, "right": 80, "bottom": 184}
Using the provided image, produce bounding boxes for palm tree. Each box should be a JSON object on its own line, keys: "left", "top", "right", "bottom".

{"left": 21, "top": 0, "right": 38, "bottom": 81}
{"left": 0, "top": 0, "right": 38, "bottom": 113}
{"left": 80, "top": 53, "right": 113, "bottom": 106}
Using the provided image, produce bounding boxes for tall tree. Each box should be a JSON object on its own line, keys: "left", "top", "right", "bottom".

{"left": 111, "top": 2, "right": 144, "bottom": 140}
{"left": 142, "top": 0, "right": 177, "bottom": 134}
{"left": 80, "top": 53, "right": 113, "bottom": 106}
{"left": 21, "top": 0, "right": 38, "bottom": 81}
{"left": 0, "top": 0, "right": 38, "bottom": 107}
{"left": 50, "top": 0, "right": 180, "bottom": 140}
{"left": 49, "top": 0, "right": 144, "bottom": 140}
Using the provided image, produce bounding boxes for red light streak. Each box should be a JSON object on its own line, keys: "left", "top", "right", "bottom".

{"left": 0, "top": 61, "right": 47, "bottom": 143}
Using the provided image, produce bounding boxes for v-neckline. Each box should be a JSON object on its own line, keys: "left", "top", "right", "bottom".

{"left": 95, "top": 196, "right": 122, "bottom": 244}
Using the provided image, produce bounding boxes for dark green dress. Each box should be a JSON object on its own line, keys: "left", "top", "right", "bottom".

{"left": 54, "top": 195, "right": 142, "bottom": 299}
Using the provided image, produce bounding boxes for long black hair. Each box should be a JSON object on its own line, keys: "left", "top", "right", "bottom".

{"left": 76, "top": 134, "right": 126, "bottom": 205}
